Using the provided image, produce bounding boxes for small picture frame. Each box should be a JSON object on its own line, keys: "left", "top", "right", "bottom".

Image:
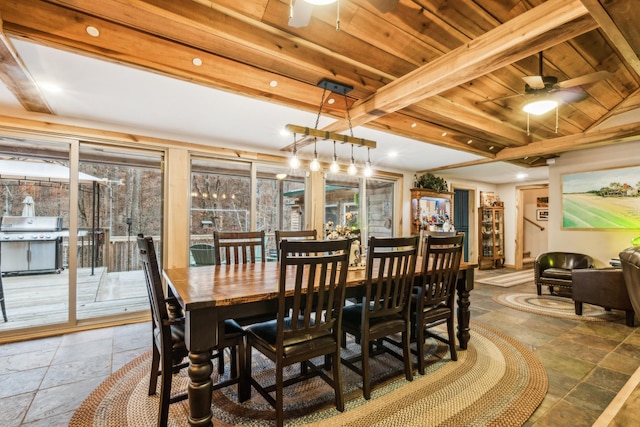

{"left": 536, "top": 209, "right": 549, "bottom": 221}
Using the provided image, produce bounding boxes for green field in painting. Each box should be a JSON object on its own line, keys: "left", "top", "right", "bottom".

{"left": 563, "top": 193, "right": 640, "bottom": 229}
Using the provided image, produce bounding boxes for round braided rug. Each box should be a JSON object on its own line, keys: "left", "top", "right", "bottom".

{"left": 70, "top": 322, "right": 547, "bottom": 426}
{"left": 493, "top": 292, "right": 626, "bottom": 322}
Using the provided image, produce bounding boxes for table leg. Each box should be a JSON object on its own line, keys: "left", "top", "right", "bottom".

{"left": 185, "top": 310, "right": 217, "bottom": 426}
{"left": 187, "top": 350, "right": 214, "bottom": 426}
{"left": 456, "top": 267, "right": 474, "bottom": 350}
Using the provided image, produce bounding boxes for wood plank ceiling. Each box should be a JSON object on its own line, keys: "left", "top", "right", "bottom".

{"left": 1, "top": 0, "right": 639, "bottom": 171}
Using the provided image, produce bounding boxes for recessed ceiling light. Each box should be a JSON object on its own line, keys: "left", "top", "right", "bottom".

{"left": 192, "top": 58, "right": 203, "bottom": 66}
{"left": 280, "top": 128, "right": 290, "bottom": 136}
{"left": 270, "top": 80, "right": 278, "bottom": 87}
{"left": 86, "top": 26, "right": 100, "bottom": 37}
{"left": 327, "top": 98, "right": 335, "bottom": 104}
{"left": 387, "top": 151, "right": 398, "bottom": 158}
{"left": 489, "top": 146, "right": 494, "bottom": 150}
{"left": 467, "top": 140, "right": 472, "bottom": 144}
{"left": 441, "top": 132, "right": 447, "bottom": 137}
{"left": 516, "top": 173, "right": 528, "bottom": 179}
{"left": 411, "top": 123, "right": 417, "bottom": 128}
{"left": 276, "top": 173, "right": 287, "bottom": 180}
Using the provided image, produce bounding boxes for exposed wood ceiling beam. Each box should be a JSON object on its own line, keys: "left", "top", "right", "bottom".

{"left": 580, "top": 0, "right": 640, "bottom": 77}
{"left": 0, "top": 17, "right": 52, "bottom": 114}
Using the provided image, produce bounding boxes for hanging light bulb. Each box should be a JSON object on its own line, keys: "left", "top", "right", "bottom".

{"left": 330, "top": 140, "right": 340, "bottom": 173}
{"left": 347, "top": 144, "right": 357, "bottom": 176}
{"left": 364, "top": 147, "right": 373, "bottom": 177}
{"left": 309, "top": 137, "right": 321, "bottom": 171}
{"left": 289, "top": 133, "right": 300, "bottom": 169}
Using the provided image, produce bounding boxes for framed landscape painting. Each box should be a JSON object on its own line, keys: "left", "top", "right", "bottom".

{"left": 562, "top": 165, "right": 640, "bottom": 229}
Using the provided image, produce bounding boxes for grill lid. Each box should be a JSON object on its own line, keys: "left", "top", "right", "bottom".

{"left": 0, "top": 216, "right": 63, "bottom": 232}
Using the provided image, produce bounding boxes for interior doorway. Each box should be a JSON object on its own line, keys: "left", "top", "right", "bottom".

{"left": 452, "top": 186, "right": 476, "bottom": 263}
{"left": 516, "top": 185, "right": 549, "bottom": 269}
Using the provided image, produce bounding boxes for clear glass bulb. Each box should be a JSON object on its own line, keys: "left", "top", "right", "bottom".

{"left": 309, "top": 157, "right": 321, "bottom": 172}
{"left": 347, "top": 162, "right": 357, "bottom": 176}
{"left": 330, "top": 160, "right": 340, "bottom": 174}
{"left": 364, "top": 161, "right": 373, "bottom": 177}
{"left": 289, "top": 154, "right": 300, "bottom": 169}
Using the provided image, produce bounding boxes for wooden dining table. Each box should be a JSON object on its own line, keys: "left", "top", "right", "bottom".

{"left": 163, "top": 259, "right": 476, "bottom": 427}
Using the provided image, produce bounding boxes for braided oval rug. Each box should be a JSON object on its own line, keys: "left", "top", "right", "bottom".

{"left": 70, "top": 322, "right": 547, "bottom": 426}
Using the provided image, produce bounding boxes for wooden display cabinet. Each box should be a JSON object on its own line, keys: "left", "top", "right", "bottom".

{"left": 478, "top": 206, "right": 505, "bottom": 269}
{"left": 410, "top": 188, "right": 453, "bottom": 236}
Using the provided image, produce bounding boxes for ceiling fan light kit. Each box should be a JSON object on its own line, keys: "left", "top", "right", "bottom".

{"left": 523, "top": 99, "right": 558, "bottom": 116}
{"left": 304, "top": 0, "right": 337, "bottom": 4}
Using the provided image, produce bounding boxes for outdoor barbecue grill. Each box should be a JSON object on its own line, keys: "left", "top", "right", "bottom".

{"left": 0, "top": 216, "right": 65, "bottom": 275}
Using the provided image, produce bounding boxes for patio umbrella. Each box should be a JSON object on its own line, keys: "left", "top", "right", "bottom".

{"left": 22, "top": 195, "right": 35, "bottom": 217}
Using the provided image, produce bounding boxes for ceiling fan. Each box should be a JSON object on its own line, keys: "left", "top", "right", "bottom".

{"left": 288, "top": 0, "right": 399, "bottom": 28}
{"left": 483, "top": 52, "right": 612, "bottom": 110}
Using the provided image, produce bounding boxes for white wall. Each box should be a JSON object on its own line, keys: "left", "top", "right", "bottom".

{"left": 548, "top": 140, "right": 640, "bottom": 267}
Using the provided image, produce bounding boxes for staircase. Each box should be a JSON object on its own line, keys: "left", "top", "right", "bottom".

{"left": 522, "top": 251, "right": 535, "bottom": 269}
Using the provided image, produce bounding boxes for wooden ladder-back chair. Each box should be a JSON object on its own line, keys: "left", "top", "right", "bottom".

{"left": 243, "top": 238, "right": 351, "bottom": 427}
{"left": 137, "top": 235, "right": 245, "bottom": 427}
{"left": 213, "top": 230, "right": 265, "bottom": 265}
{"left": 274, "top": 229, "right": 317, "bottom": 261}
{"left": 341, "top": 235, "right": 419, "bottom": 400}
{"left": 413, "top": 233, "right": 463, "bottom": 374}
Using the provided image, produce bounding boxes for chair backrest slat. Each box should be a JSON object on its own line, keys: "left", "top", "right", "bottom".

{"left": 274, "top": 229, "right": 317, "bottom": 261}
{"left": 213, "top": 230, "right": 265, "bottom": 265}
{"left": 137, "top": 234, "right": 168, "bottom": 332}
{"left": 278, "top": 239, "right": 351, "bottom": 345}
{"left": 364, "top": 236, "right": 419, "bottom": 320}
{"left": 420, "top": 234, "right": 464, "bottom": 306}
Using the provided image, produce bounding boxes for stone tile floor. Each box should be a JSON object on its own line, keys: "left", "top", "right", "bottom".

{"left": 0, "top": 268, "right": 638, "bottom": 426}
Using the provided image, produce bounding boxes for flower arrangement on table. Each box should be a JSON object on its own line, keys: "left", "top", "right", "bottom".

{"left": 325, "top": 213, "right": 364, "bottom": 267}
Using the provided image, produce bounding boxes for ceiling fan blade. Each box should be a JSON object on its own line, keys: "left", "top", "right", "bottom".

{"left": 367, "top": 0, "right": 399, "bottom": 13}
{"left": 522, "top": 75, "right": 545, "bottom": 89}
{"left": 479, "top": 92, "right": 525, "bottom": 104}
{"left": 288, "top": 0, "right": 314, "bottom": 28}
{"left": 550, "top": 88, "right": 589, "bottom": 104}
{"left": 556, "top": 70, "right": 612, "bottom": 89}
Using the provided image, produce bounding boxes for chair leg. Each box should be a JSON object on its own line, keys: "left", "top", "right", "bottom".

{"left": 536, "top": 284, "right": 542, "bottom": 295}
{"left": 158, "top": 353, "right": 173, "bottom": 427}
{"left": 332, "top": 348, "right": 345, "bottom": 412}
{"left": 149, "top": 344, "right": 160, "bottom": 395}
{"left": 217, "top": 351, "right": 225, "bottom": 375}
{"left": 574, "top": 301, "right": 583, "bottom": 315}
{"left": 625, "top": 310, "right": 635, "bottom": 327}
{"left": 416, "top": 319, "right": 426, "bottom": 375}
{"left": 275, "top": 360, "right": 284, "bottom": 427}
{"left": 447, "top": 318, "right": 458, "bottom": 362}
{"left": 402, "top": 328, "right": 413, "bottom": 381}
{"left": 362, "top": 337, "right": 371, "bottom": 400}
{"left": 239, "top": 339, "right": 251, "bottom": 402}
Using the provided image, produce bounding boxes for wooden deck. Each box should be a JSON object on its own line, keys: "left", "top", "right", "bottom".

{"left": 0, "top": 267, "right": 149, "bottom": 331}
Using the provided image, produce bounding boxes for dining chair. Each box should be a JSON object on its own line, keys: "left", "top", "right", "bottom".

{"left": 340, "top": 235, "right": 419, "bottom": 400}
{"left": 213, "top": 230, "right": 265, "bottom": 264}
{"left": 274, "top": 229, "right": 317, "bottom": 261}
{"left": 243, "top": 238, "right": 351, "bottom": 427}
{"left": 412, "top": 233, "right": 463, "bottom": 374}
{"left": 137, "top": 235, "right": 246, "bottom": 427}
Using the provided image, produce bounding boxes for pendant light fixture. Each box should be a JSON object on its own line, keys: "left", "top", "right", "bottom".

{"left": 330, "top": 140, "right": 340, "bottom": 173}
{"left": 289, "top": 132, "right": 300, "bottom": 169}
{"left": 309, "top": 137, "right": 321, "bottom": 171}
{"left": 347, "top": 144, "right": 357, "bottom": 176}
{"left": 363, "top": 148, "right": 373, "bottom": 177}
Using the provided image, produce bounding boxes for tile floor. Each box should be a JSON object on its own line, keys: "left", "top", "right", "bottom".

{"left": 0, "top": 268, "right": 638, "bottom": 426}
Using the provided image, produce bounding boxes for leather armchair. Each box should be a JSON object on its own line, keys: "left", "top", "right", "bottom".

{"left": 619, "top": 246, "right": 640, "bottom": 318}
{"left": 572, "top": 268, "right": 635, "bottom": 326}
{"left": 534, "top": 252, "right": 593, "bottom": 296}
